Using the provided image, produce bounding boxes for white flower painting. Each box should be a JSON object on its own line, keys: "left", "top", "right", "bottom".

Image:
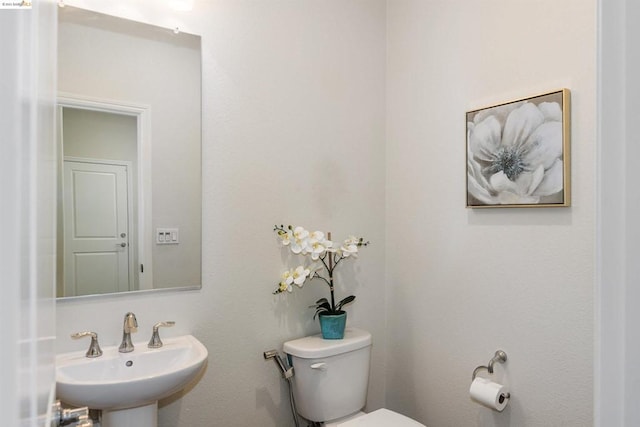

{"left": 466, "top": 90, "right": 570, "bottom": 207}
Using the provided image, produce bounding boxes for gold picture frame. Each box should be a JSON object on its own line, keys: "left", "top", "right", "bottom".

{"left": 466, "top": 89, "right": 571, "bottom": 208}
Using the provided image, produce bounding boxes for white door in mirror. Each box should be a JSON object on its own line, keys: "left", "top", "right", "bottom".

{"left": 63, "top": 160, "right": 131, "bottom": 296}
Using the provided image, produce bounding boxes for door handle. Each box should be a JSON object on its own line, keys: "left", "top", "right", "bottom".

{"left": 117, "top": 242, "right": 127, "bottom": 247}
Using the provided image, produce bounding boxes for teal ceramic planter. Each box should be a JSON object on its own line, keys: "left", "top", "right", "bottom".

{"left": 318, "top": 311, "right": 347, "bottom": 339}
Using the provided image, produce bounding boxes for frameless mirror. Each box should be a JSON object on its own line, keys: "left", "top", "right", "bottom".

{"left": 56, "top": 6, "right": 202, "bottom": 298}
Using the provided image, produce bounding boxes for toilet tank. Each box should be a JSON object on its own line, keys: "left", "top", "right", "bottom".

{"left": 283, "top": 328, "right": 372, "bottom": 423}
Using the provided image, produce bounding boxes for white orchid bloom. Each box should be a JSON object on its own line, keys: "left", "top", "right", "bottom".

{"left": 308, "top": 231, "right": 333, "bottom": 260}
{"left": 292, "top": 265, "right": 311, "bottom": 287}
{"left": 277, "top": 228, "right": 293, "bottom": 246}
{"left": 290, "top": 226, "right": 310, "bottom": 254}
{"left": 340, "top": 236, "right": 360, "bottom": 258}
{"left": 280, "top": 269, "right": 294, "bottom": 292}
{"left": 467, "top": 101, "right": 564, "bottom": 205}
{"left": 309, "top": 230, "right": 325, "bottom": 242}
{"left": 277, "top": 281, "right": 289, "bottom": 293}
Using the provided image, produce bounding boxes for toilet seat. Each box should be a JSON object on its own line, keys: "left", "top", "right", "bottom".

{"left": 336, "top": 409, "right": 426, "bottom": 426}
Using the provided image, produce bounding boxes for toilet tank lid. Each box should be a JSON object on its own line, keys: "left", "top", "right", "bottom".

{"left": 283, "top": 327, "right": 372, "bottom": 358}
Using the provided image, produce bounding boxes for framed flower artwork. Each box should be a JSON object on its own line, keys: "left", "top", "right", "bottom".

{"left": 466, "top": 89, "right": 571, "bottom": 208}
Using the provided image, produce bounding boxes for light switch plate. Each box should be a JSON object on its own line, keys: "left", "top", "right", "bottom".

{"left": 156, "top": 228, "right": 179, "bottom": 244}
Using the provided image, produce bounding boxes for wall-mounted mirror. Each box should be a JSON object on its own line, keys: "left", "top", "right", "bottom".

{"left": 56, "top": 6, "right": 202, "bottom": 299}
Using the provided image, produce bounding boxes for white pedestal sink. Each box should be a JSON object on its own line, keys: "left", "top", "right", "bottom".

{"left": 56, "top": 334, "right": 208, "bottom": 427}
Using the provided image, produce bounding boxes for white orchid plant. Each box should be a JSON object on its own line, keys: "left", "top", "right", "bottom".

{"left": 273, "top": 224, "right": 369, "bottom": 318}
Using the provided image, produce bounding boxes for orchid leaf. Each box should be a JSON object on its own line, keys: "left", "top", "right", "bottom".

{"left": 337, "top": 295, "right": 355, "bottom": 311}
{"left": 311, "top": 298, "right": 332, "bottom": 319}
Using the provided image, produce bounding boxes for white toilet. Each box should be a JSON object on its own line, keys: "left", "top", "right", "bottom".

{"left": 283, "top": 327, "right": 426, "bottom": 426}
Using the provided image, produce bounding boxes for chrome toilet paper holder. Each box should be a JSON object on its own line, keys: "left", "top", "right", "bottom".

{"left": 472, "top": 350, "right": 508, "bottom": 380}
{"left": 471, "top": 350, "right": 511, "bottom": 405}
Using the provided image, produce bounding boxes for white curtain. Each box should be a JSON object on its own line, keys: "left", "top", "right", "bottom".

{"left": 0, "top": 1, "right": 57, "bottom": 425}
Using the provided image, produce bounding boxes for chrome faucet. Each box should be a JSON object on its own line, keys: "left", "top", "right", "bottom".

{"left": 119, "top": 312, "right": 138, "bottom": 353}
{"left": 71, "top": 331, "right": 103, "bottom": 358}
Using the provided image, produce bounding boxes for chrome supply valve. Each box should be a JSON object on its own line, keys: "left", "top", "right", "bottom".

{"left": 263, "top": 349, "right": 294, "bottom": 379}
{"left": 119, "top": 312, "right": 138, "bottom": 353}
{"left": 148, "top": 321, "right": 175, "bottom": 348}
{"left": 71, "top": 331, "right": 102, "bottom": 358}
{"left": 51, "top": 400, "right": 93, "bottom": 426}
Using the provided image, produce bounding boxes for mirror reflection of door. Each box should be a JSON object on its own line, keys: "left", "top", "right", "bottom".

{"left": 58, "top": 107, "right": 138, "bottom": 296}
{"left": 63, "top": 160, "right": 132, "bottom": 295}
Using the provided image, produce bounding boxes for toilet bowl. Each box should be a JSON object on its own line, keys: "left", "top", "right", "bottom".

{"left": 283, "top": 328, "right": 426, "bottom": 427}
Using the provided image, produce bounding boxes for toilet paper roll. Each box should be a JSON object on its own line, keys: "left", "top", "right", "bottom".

{"left": 469, "top": 377, "right": 510, "bottom": 411}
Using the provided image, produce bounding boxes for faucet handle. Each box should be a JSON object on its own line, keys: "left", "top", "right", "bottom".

{"left": 148, "top": 321, "right": 175, "bottom": 348}
{"left": 71, "top": 331, "right": 103, "bottom": 358}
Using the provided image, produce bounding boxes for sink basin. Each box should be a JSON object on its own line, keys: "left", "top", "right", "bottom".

{"left": 56, "top": 334, "right": 207, "bottom": 425}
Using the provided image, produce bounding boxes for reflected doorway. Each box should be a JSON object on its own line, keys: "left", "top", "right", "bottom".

{"left": 57, "top": 103, "right": 150, "bottom": 296}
